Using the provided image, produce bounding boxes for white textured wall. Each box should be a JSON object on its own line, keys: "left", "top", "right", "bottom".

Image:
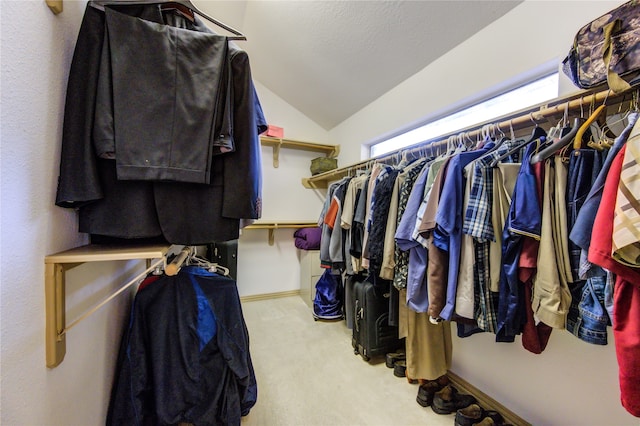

{"left": 1, "top": 1, "right": 147, "bottom": 424}
{"left": 237, "top": 81, "right": 329, "bottom": 297}
{"left": 329, "top": 1, "right": 636, "bottom": 425}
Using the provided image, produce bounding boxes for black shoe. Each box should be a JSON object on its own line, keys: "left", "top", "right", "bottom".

{"left": 431, "top": 385, "right": 477, "bottom": 415}
{"left": 385, "top": 351, "right": 405, "bottom": 369}
{"left": 455, "top": 403, "right": 484, "bottom": 426}
{"left": 393, "top": 359, "right": 407, "bottom": 377}
{"left": 416, "top": 380, "right": 441, "bottom": 407}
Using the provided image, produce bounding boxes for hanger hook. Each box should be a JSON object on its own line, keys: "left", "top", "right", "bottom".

{"left": 603, "top": 89, "right": 612, "bottom": 106}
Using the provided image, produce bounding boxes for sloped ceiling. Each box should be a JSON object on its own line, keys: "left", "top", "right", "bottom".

{"left": 197, "top": 1, "right": 523, "bottom": 130}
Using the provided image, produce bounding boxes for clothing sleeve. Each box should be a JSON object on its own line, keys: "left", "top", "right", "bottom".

{"left": 395, "top": 168, "right": 428, "bottom": 251}
{"left": 433, "top": 159, "right": 461, "bottom": 244}
{"left": 221, "top": 50, "right": 266, "bottom": 220}
{"left": 380, "top": 175, "right": 402, "bottom": 280}
{"left": 55, "top": 5, "right": 106, "bottom": 208}
{"left": 107, "top": 291, "right": 155, "bottom": 425}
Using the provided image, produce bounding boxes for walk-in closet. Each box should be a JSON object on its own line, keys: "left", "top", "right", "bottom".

{"left": 2, "top": 1, "right": 640, "bottom": 425}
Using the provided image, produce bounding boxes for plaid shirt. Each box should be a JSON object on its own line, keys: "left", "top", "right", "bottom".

{"left": 474, "top": 240, "right": 498, "bottom": 332}
{"left": 462, "top": 142, "right": 516, "bottom": 332}
{"left": 463, "top": 142, "right": 514, "bottom": 242}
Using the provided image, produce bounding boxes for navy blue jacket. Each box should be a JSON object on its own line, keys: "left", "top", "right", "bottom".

{"left": 107, "top": 267, "right": 257, "bottom": 425}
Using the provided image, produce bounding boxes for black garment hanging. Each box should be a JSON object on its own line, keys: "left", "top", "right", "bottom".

{"left": 55, "top": 3, "right": 267, "bottom": 244}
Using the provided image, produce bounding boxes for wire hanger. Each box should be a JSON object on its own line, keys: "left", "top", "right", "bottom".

{"left": 89, "top": 0, "right": 247, "bottom": 41}
{"left": 187, "top": 248, "right": 230, "bottom": 276}
{"left": 165, "top": 246, "right": 230, "bottom": 276}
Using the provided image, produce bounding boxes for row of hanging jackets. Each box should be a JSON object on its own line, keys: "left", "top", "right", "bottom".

{"left": 319, "top": 110, "right": 639, "bottom": 350}
{"left": 55, "top": 2, "right": 267, "bottom": 245}
{"left": 107, "top": 260, "right": 256, "bottom": 425}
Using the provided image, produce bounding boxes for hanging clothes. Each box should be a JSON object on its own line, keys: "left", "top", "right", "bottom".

{"left": 431, "top": 142, "right": 494, "bottom": 321}
{"left": 568, "top": 113, "right": 640, "bottom": 345}
{"left": 495, "top": 142, "right": 541, "bottom": 342}
{"left": 101, "top": 7, "right": 230, "bottom": 184}
{"left": 55, "top": 3, "right": 266, "bottom": 244}
{"left": 587, "top": 134, "right": 640, "bottom": 417}
{"left": 368, "top": 168, "right": 400, "bottom": 275}
{"left": 392, "top": 159, "right": 428, "bottom": 289}
{"left": 107, "top": 266, "right": 256, "bottom": 425}
{"left": 457, "top": 141, "right": 518, "bottom": 328}
{"left": 395, "top": 163, "right": 431, "bottom": 312}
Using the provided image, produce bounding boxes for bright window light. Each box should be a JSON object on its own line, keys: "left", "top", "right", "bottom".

{"left": 369, "top": 73, "right": 559, "bottom": 157}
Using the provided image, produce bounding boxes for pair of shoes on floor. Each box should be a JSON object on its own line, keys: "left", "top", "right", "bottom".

{"left": 385, "top": 351, "right": 405, "bottom": 369}
{"left": 431, "top": 384, "right": 477, "bottom": 415}
{"left": 391, "top": 360, "right": 421, "bottom": 384}
{"left": 416, "top": 375, "right": 449, "bottom": 407}
{"left": 455, "top": 403, "right": 512, "bottom": 426}
{"left": 385, "top": 351, "right": 408, "bottom": 379}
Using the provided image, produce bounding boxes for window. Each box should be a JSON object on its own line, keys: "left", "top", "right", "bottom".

{"left": 369, "top": 73, "right": 559, "bottom": 157}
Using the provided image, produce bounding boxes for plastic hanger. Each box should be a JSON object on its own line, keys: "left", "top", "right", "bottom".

{"left": 530, "top": 117, "right": 585, "bottom": 164}
{"left": 573, "top": 103, "right": 606, "bottom": 150}
{"left": 489, "top": 114, "right": 548, "bottom": 165}
{"left": 89, "top": 0, "right": 247, "bottom": 40}
{"left": 188, "top": 254, "right": 230, "bottom": 276}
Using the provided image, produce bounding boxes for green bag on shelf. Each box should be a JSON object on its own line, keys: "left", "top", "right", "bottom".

{"left": 310, "top": 157, "right": 338, "bottom": 175}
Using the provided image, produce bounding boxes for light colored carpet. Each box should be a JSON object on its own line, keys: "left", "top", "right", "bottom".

{"left": 240, "top": 296, "right": 456, "bottom": 426}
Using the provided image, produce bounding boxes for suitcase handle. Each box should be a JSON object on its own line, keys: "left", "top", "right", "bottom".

{"left": 354, "top": 300, "right": 362, "bottom": 332}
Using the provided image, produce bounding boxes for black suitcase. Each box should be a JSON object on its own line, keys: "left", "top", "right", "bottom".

{"left": 206, "top": 240, "right": 238, "bottom": 279}
{"left": 352, "top": 275, "right": 401, "bottom": 361}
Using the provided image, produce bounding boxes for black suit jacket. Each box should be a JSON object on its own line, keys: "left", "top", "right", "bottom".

{"left": 55, "top": 4, "right": 267, "bottom": 244}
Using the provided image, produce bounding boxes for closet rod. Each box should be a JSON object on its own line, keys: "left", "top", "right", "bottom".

{"left": 59, "top": 257, "right": 166, "bottom": 338}
{"left": 312, "top": 87, "right": 635, "bottom": 183}
{"left": 165, "top": 246, "right": 193, "bottom": 276}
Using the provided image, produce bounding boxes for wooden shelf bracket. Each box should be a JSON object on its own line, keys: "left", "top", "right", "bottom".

{"left": 260, "top": 137, "right": 339, "bottom": 169}
{"left": 44, "top": 244, "right": 171, "bottom": 368}
{"left": 45, "top": 0, "right": 63, "bottom": 14}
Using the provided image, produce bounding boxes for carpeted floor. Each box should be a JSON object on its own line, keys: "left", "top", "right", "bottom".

{"left": 240, "top": 295, "right": 456, "bottom": 426}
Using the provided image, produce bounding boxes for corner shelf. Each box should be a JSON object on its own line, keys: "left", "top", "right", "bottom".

{"left": 302, "top": 167, "right": 352, "bottom": 189}
{"left": 260, "top": 136, "right": 339, "bottom": 168}
{"left": 44, "top": 243, "right": 171, "bottom": 368}
{"left": 244, "top": 221, "right": 318, "bottom": 245}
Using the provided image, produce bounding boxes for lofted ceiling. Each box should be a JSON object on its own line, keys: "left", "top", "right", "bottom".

{"left": 197, "top": 1, "right": 523, "bottom": 130}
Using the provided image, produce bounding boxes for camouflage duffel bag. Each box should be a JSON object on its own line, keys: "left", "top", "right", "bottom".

{"left": 562, "top": 0, "right": 640, "bottom": 93}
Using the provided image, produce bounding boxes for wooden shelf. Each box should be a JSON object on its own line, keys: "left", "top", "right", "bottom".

{"left": 44, "top": 243, "right": 171, "bottom": 368}
{"left": 260, "top": 136, "right": 339, "bottom": 168}
{"left": 244, "top": 221, "right": 318, "bottom": 245}
{"left": 302, "top": 167, "right": 353, "bottom": 189}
